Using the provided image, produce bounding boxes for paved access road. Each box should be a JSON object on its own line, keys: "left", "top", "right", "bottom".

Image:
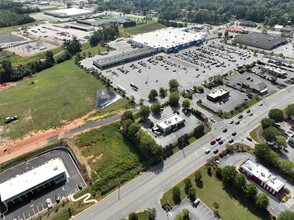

{"left": 73, "top": 86, "right": 294, "bottom": 220}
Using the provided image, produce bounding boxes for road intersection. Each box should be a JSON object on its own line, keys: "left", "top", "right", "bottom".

{"left": 73, "top": 86, "right": 294, "bottom": 220}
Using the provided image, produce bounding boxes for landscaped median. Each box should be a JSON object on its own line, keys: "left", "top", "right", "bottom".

{"left": 160, "top": 146, "right": 270, "bottom": 220}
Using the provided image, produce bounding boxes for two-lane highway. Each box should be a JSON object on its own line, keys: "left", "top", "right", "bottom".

{"left": 74, "top": 85, "right": 294, "bottom": 220}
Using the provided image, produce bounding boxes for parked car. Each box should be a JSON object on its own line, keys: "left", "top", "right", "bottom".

{"left": 193, "top": 198, "right": 200, "bottom": 207}
{"left": 78, "top": 183, "right": 83, "bottom": 190}
{"left": 5, "top": 116, "right": 18, "bottom": 124}
{"left": 229, "top": 138, "right": 234, "bottom": 143}
{"left": 238, "top": 114, "right": 243, "bottom": 119}
{"left": 213, "top": 149, "right": 219, "bottom": 154}
{"left": 229, "top": 120, "right": 234, "bottom": 124}
{"left": 223, "top": 128, "right": 228, "bottom": 132}
{"left": 46, "top": 198, "right": 52, "bottom": 209}
{"left": 232, "top": 132, "right": 237, "bottom": 136}
{"left": 55, "top": 195, "right": 60, "bottom": 203}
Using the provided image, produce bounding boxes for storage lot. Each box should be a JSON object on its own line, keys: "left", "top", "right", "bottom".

{"left": 0, "top": 149, "right": 85, "bottom": 220}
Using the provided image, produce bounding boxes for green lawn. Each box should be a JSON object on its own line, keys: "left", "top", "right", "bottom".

{"left": 161, "top": 166, "right": 269, "bottom": 220}
{"left": 0, "top": 59, "right": 104, "bottom": 139}
{"left": 250, "top": 125, "right": 265, "bottom": 144}
{"left": 120, "top": 21, "right": 166, "bottom": 36}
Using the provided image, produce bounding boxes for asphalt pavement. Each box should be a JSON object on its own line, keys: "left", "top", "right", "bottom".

{"left": 73, "top": 85, "right": 294, "bottom": 220}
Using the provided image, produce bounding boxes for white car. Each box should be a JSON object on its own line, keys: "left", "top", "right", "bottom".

{"left": 193, "top": 198, "right": 200, "bottom": 207}
{"left": 46, "top": 198, "right": 52, "bottom": 209}
{"left": 205, "top": 149, "right": 211, "bottom": 154}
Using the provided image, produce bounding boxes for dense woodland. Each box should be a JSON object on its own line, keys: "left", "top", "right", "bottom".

{"left": 0, "top": 1, "right": 38, "bottom": 28}
{"left": 94, "top": 0, "right": 294, "bottom": 26}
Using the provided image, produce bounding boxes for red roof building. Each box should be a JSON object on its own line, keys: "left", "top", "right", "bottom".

{"left": 226, "top": 27, "right": 245, "bottom": 33}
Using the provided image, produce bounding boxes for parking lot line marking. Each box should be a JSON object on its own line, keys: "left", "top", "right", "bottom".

{"left": 41, "top": 203, "right": 44, "bottom": 210}
{"left": 23, "top": 213, "right": 26, "bottom": 220}
{"left": 32, "top": 207, "right": 35, "bottom": 215}
{"left": 169, "top": 212, "right": 173, "bottom": 217}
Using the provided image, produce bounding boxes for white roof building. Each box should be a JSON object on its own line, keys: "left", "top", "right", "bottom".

{"left": 0, "top": 158, "right": 67, "bottom": 204}
{"left": 239, "top": 159, "right": 285, "bottom": 195}
{"left": 274, "top": 25, "right": 283, "bottom": 31}
{"left": 44, "top": 8, "right": 93, "bottom": 18}
{"left": 129, "top": 27, "right": 205, "bottom": 52}
{"left": 157, "top": 114, "right": 185, "bottom": 132}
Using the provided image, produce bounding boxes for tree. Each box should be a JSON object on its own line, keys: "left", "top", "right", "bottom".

{"left": 276, "top": 135, "right": 287, "bottom": 149}
{"left": 136, "top": 131, "right": 162, "bottom": 159}
{"left": 194, "top": 171, "right": 202, "bottom": 183}
{"left": 139, "top": 105, "right": 150, "bottom": 120}
{"left": 151, "top": 102, "right": 161, "bottom": 115}
{"left": 169, "top": 91, "right": 180, "bottom": 106}
{"left": 197, "top": 86, "right": 204, "bottom": 93}
{"left": 244, "top": 183, "right": 257, "bottom": 202}
{"left": 256, "top": 193, "right": 269, "bottom": 211}
{"left": 129, "top": 212, "right": 138, "bottom": 220}
{"left": 44, "top": 51, "right": 55, "bottom": 68}
{"left": 169, "top": 79, "right": 179, "bottom": 91}
{"left": 234, "top": 173, "right": 246, "bottom": 192}
{"left": 278, "top": 211, "right": 294, "bottom": 220}
{"left": 63, "top": 36, "right": 82, "bottom": 55}
{"left": 254, "top": 144, "right": 280, "bottom": 167}
{"left": 172, "top": 186, "right": 181, "bottom": 204}
{"left": 193, "top": 125, "right": 204, "bottom": 138}
{"left": 182, "top": 99, "right": 190, "bottom": 109}
{"left": 147, "top": 208, "right": 156, "bottom": 220}
{"left": 127, "top": 123, "right": 141, "bottom": 141}
{"left": 261, "top": 118, "right": 276, "bottom": 129}
{"left": 285, "top": 104, "right": 294, "bottom": 120}
{"left": 121, "top": 111, "right": 134, "bottom": 122}
{"left": 182, "top": 209, "right": 189, "bottom": 218}
{"left": 148, "top": 89, "right": 158, "bottom": 100}
{"left": 0, "top": 60, "right": 13, "bottom": 83}
{"left": 184, "top": 178, "right": 192, "bottom": 194}
{"left": 221, "top": 166, "right": 238, "bottom": 187}
{"left": 263, "top": 126, "right": 279, "bottom": 142}
{"left": 159, "top": 87, "right": 167, "bottom": 97}
{"left": 188, "top": 187, "right": 196, "bottom": 199}
{"left": 217, "top": 32, "right": 222, "bottom": 37}
{"left": 269, "top": 109, "right": 284, "bottom": 123}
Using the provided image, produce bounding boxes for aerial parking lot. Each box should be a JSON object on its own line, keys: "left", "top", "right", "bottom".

{"left": 0, "top": 149, "right": 85, "bottom": 220}
{"left": 81, "top": 38, "right": 263, "bottom": 103}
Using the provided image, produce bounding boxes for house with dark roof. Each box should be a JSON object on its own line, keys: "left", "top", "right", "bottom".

{"left": 234, "top": 32, "right": 287, "bottom": 50}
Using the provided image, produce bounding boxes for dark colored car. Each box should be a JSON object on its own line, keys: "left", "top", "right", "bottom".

{"left": 213, "top": 149, "right": 219, "bottom": 154}
{"left": 232, "top": 132, "right": 237, "bottom": 136}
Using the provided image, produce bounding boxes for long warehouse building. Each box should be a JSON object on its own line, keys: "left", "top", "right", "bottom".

{"left": 0, "top": 158, "right": 67, "bottom": 206}
{"left": 93, "top": 48, "right": 156, "bottom": 69}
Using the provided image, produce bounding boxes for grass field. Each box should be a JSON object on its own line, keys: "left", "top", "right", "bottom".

{"left": 76, "top": 123, "right": 148, "bottom": 195}
{"left": 0, "top": 59, "right": 104, "bottom": 139}
{"left": 161, "top": 166, "right": 269, "bottom": 220}
{"left": 250, "top": 125, "right": 265, "bottom": 144}
{"left": 119, "top": 21, "right": 166, "bottom": 36}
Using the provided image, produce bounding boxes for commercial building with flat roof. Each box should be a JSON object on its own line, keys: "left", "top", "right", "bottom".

{"left": 44, "top": 8, "right": 93, "bottom": 18}
{"left": 0, "top": 158, "right": 67, "bottom": 206}
{"left": 93, "top": 48, "right": 156, "bottom": 69}
{"left": 234, "top": 32, "right": 287, "bottom": 50}
{"left": 77, "top": 17, "right": 127, "bottom": 27}
{"left": 259, "top": 65, "right": 287, "bottom": 78}
{"left": 129, "top": 27, "right": 204, "bottom": 52}
{"left": 239, "top": 159, "right": 285, "bottom": 195}
{"left": 206, "top": 88, "right": 230, "bottom": 102}
{"left": 66, "top": 23, "right": 95, "bottom": 32}
{"left": 156, "top": 114, "right": 185, "bottom": 133}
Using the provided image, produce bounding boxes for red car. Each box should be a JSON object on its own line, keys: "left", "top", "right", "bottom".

{"left": 210, "top": 140, "right": 217, "bottom": 145}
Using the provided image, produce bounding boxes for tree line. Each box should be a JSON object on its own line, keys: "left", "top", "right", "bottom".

{"left": 0, "top": 37, "right": 81, "bottom": 83}
{"left": 0, "top": 1, "right": 39, "bottom": 28}
{"left": 90, "top": 24, "right": 119, "bottom": 47}
{"left": 93, "top": 0, "right": 294, "bottom": 26}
